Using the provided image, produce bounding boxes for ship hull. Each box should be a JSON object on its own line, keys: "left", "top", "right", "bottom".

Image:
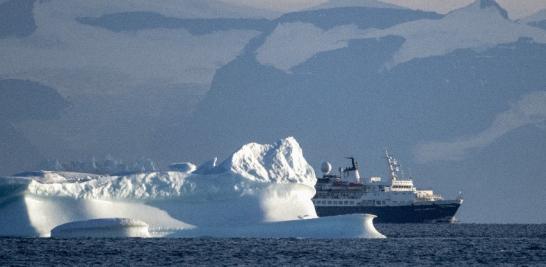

{"left": 315, "top": 201, "right": 461, "bottom": 223}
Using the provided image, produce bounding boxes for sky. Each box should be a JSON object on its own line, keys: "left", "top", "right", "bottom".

{"left": 221, "top": 0, "right": 546, "bottom": 19}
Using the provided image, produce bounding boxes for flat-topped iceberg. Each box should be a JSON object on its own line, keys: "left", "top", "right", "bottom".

{"left": 0, "top": 137, "right": 384, "bottom": 238}
{"left": 170, "top": 214, "right": 385, "bottom": 239}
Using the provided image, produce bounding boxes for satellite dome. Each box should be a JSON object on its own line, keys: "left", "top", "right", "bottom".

{"left": 321, "top": 161, "right": 332, "bottom": 174}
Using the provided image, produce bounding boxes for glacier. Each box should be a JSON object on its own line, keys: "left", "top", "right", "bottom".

{"left": 0, "top": 137, "right": 384, "bottom": 238}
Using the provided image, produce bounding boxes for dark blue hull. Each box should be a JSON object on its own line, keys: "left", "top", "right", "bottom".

{"left": 315, "top": 202, "right": 461, "bottom": 223}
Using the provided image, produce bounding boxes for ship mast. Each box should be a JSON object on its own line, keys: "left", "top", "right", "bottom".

{"left": 385, "top": 150, "right": 400, "bottom": 182}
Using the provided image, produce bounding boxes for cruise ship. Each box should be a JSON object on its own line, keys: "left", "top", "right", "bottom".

{"left": 313, "top": 152, "right": 463, "bottom": 223}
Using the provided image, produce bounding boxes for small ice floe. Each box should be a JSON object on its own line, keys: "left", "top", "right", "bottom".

{"left": 50, "top": 218, "right": 150, "bottom": 238}
{"left": 169, "top": 214, "right": 386, "bottom": 239}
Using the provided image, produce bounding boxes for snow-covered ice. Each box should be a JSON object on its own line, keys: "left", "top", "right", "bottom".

{"left": 0, "top": 137, "right": 382, "bottom": 237}
{"left": 51, "top": 218, "right": 150, "bottom": 238}
{"left": 0, "top": 137, "right": 384, "bottom": 238}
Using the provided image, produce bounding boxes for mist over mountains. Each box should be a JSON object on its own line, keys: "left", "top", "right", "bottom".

{"left": 1, "top": 0, "right": 545, "bottom": 223}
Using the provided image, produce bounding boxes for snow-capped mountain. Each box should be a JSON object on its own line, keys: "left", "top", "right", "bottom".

{"left": 257, "top": 0, "right": 546, "bottom": 71}
{"left": 363, "top": 0, "right": 546, "bottom": 66}
{"left": 184, "top": 0, "right": 546, "bottom": 223}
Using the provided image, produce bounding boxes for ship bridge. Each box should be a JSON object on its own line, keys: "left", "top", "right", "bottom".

{"left": 390, "top": 180, "right": 415, "bottom": 191}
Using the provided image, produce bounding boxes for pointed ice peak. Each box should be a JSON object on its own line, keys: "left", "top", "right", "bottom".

{"left": 218, "top": 137, "right": 316, "bottom": 186}
{"left": 456, "top": 0, "right": 508, "bottom": 19}
{"left": 479, "top": 0, "right": 508, "bottom": 18}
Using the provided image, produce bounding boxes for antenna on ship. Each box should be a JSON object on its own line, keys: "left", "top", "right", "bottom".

{"left": 385, "top": 149, "right": 399, "bottom": 181}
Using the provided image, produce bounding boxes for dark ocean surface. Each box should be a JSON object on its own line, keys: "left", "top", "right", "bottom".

{"left": 1, "top": 224, "right": 545, "bottom": 266}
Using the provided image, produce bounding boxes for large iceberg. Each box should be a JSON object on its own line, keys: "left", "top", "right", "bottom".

{"left": 0, "top": 137, "right": 384, "bottom": 238}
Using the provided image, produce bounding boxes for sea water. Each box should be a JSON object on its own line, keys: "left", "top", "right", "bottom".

{"left": 1, "top": 224, "right": 545, "bottom": 266}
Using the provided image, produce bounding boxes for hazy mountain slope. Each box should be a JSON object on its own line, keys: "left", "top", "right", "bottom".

{"left": 416, "top": 124, "right": 546, "bottom": 223}
{"left": 521, "top": 9, "right": 546, "bottom": 30}
{"left": 255, "top": 7, "right": 441, "bottom": 71}
{"left": 175, "top": 7, "right": 445, "bottom": 161}
{"left": 275, "top": 7, "right": 441, "bottom": 30}
{"left": 0, "top": 0, "right": 264, "bottom": 165}
{"left": 0, "top": 79, "right": 68, "bottom": 175}
{"left": 184, "top": 1, "right": 546, "bottom": 222}
{"left": 0, "top": 0, "right": 36, "bottom": 38}
{"left": 77, "top": 12, "right": 273, "bottom": 35}
{"left": 307, "top": 0, "right": 403, "bottom": 11}
{"left": 363, "top": 0, "right": 546, "bottom": 66}
{"left": 0, "top": 123, "right": 44, "bottom": 176}
{"left": 38, "top": 0, "right": 277, "bottom": 20}
{"left": 0, "top": 80, "right": 68, "bottom": 121}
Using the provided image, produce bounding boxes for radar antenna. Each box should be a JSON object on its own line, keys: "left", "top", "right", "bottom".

{"left": 385, "top": 149, "right": 400, "bottom": 181}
